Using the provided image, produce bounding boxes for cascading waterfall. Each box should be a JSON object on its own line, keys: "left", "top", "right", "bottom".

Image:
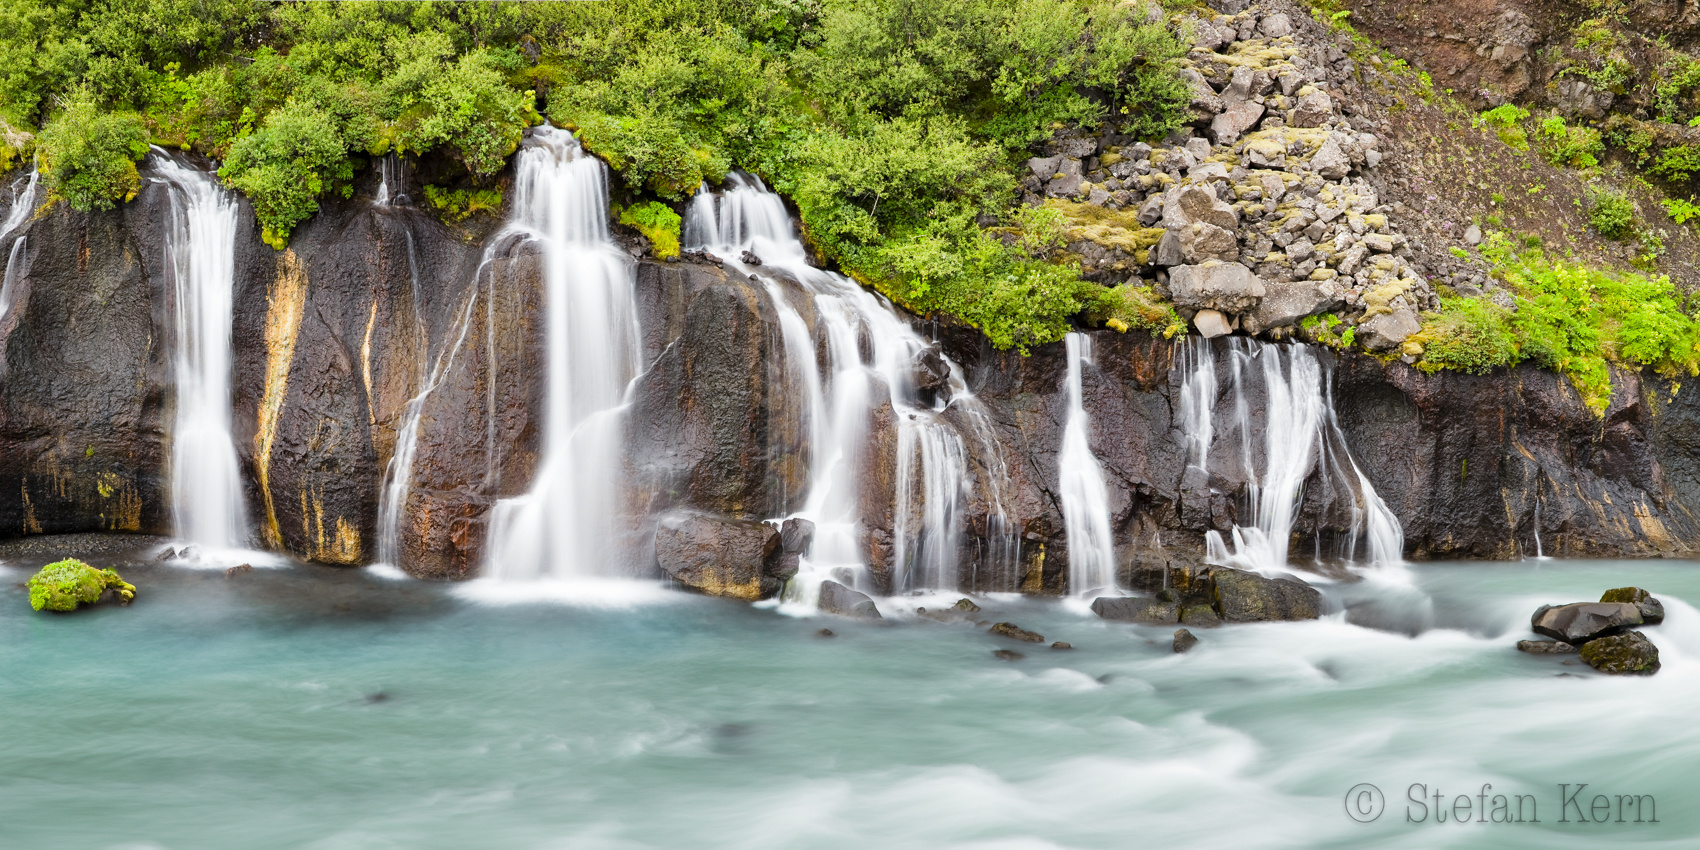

{"left": 153, "top": 152, "right": 248, "bottom": 550}
{"left": 1179, "top": 335, "right": 1402, "bottom": 575}
{"left": 684, "top": 175, "right": 1018, "bottom": 598}
{"left": 374, "top": 154, "right": 405, "bottom": 206}
{"left": 482, "top": 127, "right": 643, "bottom": 581}
{"left": 0, "top": 167, "right": 39, "bottom": 328}
{"left": 1058, "top": 333, "right": 1118, "bottom": 597}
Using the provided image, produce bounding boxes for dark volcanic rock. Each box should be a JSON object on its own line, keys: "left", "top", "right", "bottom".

{"left": 1530, "top": 602, "right": 1643, "bottom": 644}
{"left": 1211, "top": 568, "right": 1323, "bottom": 622}
{"left": 1600, "top": 587, "right": 1664, "bottom": 625}
{"left": 1173, "top": 628, "right": 1199, "bottom": 653}
{"left": 1517, "top": 639, "right": 1579, "bottom": 654}
{"left": 772, "top": 517, "right": 814, "bottom": 582}
{"left": 989, "top": 622, "right": 1044, "bottom": 642}
{"left": 818, "top": 579, "right": 881, "bottom": 619}
{"left": 653, "top": 511, "right": 782, "bottom": 601}
{"left": 1091, "top": 596, "right": 1181, "bottom": 624}
{"left": 992, "top": 649, "right": 1025, "bottom": 661}
{"left": 1579, "top": 630, "right": 1660, "bottom": 675}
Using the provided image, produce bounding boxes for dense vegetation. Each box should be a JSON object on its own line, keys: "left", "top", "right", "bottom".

{"left": 1414, "top": 234, "right": 1700, "bottom": 412}
{"left": 0, "top": 0, "right": 1190, "bottom": 350}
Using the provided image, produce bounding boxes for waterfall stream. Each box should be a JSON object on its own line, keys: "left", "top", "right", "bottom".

{"left": 1058, "top": 333, "right": 1118, "bottom": 597}
{"left": 153, "top": 152, "right": 248, "bottom": 550}
{"left": 0, "top": 167, "right": 39, "bottom": 329}
{"left": 684, "top": 175, "right": 1018, "bottom": 600}
{"left": 1178, "top": 336, "right": 1402, "bottom": 576}
{"left": 481, "top": 127, "right": 643, "bottom": 581}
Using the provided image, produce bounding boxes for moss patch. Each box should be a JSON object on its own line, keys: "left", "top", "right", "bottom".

{"left": 617, "top": 201, "right": 683, "bottom": 259}
{"left": 26, "top": 559, "right": 135, "bottom": 612}
{"left": 1043, "top": 199, "right": 1165, "bottom": 261}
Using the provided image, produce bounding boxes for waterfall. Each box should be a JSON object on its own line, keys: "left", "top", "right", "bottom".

{"left": 152, "top": 152, "right": 248, "bottom": 550}
{"left": 481, "top": 127, "right": 643, "bottom": 581}
{"left": 1179, "top": 335, "right": 1402, "bottom": 575}
{"left": 683, "top": 175, "right": 1018, "bottom": 599}
{"left": 1058, "top": 333, "right": 1118, "bottom": 596}
{"left": 374, "top": 154, "right": 405, "bottom": 206}
{"left": 0, "top": 167, "right": 39, "bottom": 328}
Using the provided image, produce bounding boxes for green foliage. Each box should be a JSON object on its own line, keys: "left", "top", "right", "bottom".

{"left": 1650, "top": 145, "right": 1700, "bottom": 184}
{"left": 1584, "top": 186, "right": 1637, "bottom": 240}
{"left": 422, "top": 185, "right": 504, "bottom": 223}
{"left": 1535, "top": 115, "right": 1602, "bottom": 169}
{"left": 1417, "top": 234, "right": 1700, "bottom": 411}
{"left": 380, "top": 41, "right": 535, "bottom": 175}
{"left": 618, "top": 201, "right": 683, "bottom": 258}
{"left": 219, "top": 102, "right": 354, "bottom": 248}
{"left": 1664, "top": 197, "right": 1700, "bottom": 225}
{"left": 1084, "top": 283, "right": 1186, "bottom": 338}
{"left": 1478, "top": 104, "right": 1530, "bottom": 151}
{"left": 35, "top": 87, "right": 148, "bottom": 212}
{"left": 1654, "top": 56, "right": 1700, "bottom": 124}
{"left": 26, "top": 559, "right": 135, "bottom": 612}
{"left": 1298, "top": 312, "right": 1357, "bottom": 350}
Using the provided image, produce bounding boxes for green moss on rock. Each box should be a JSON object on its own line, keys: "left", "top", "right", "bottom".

{"left": 618, "top": 201, "right": 683, "bottom": 259}
{"left": 26, "top": 559, "right": 135, "bottom": 612}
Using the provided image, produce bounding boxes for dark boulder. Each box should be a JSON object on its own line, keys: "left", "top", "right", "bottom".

{"left": 1051, "top": 641, "right": 1073, "bottom": 650}
{"left": 992, "top": 649, "right": 1025, "bottom": 661}
{"left": 772, "top": 517, "right": 814, "bottom": 581}
{"left": 1211, "top": 568, "right": 1323, "bottom": 622}
{"left": 818, "top": 579, "right": 881, "bottom": 619}
{"left": 1516, "top": 639, "right": 1579, "bottom": 654}
{"left": 911, "top": 346, "right": 952, "bottom": 407}
{"left": 1173, "top": 628, "right": 1199, "bottom": 653}
{"left": 1091, "top": 596, "right": 1180, "bottom": 624}
{"left": 1180, "top": 603, "right": 1222, "bottom": 627}
{"left": 1599, "top": 587, "right": 1664, "bottom": 625}
{"left": 1530, "top": 602, "right": 1643, "bottom": 644}
{"left": 654, "top": 512, "right": 781, "bottom": 601}
{"left": 1579, "top": 631, "right": 1660, "bottom": 675}
{"left": 989, "top": 622, "right": 1044, "bottom": 642}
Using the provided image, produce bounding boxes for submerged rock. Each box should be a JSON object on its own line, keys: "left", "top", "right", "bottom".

{"left": 1530, "top": 602, "right": 1642, "bottom": 644}
{"left": 1599, "top": 587, "right": 1664, "bottom": 625}
{"left": 1579, "top": 631, "right": 1660, "bottom": 675}
{"left": 818, "top": 579, "right": 881, "bottom": 619}
{"left": 1516, "top": 639, "right": 1579, "bottom": 654}
{"left": 1211, "top": 568, "right": 1323, "bottom": 622}
{"left": 26, "top": 559, "right": 135, "bottom": 612}
{"left": 1179, "top": 604, "right": 1222, "bottom": 628}
{"left": 1051, "top": 641, "right": 1073, "bottom": 650}
{"left": 992, "top": 649, "right": 1025, "bottom": 661}
{"left": 1173, "top": 628, "right": 1199, "bottom": 653}
{"left": 654, "top": 512, "right": 782, "bottom": 601}
{"left": 989, "top": 622, "right": 1045, "bottom": 642}
{"left": 1090, "top": 596, "right": 1180, "bottom": 624}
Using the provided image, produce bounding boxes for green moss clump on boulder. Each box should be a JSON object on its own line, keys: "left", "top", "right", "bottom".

{"left": 618, "top": 201, "right": 683, "bottom": 259}
{"left": 26, "top": 559, "right": 136, "bottom": 612}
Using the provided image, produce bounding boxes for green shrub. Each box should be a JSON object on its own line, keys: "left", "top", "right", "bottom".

{"left": 380, "top": 40, "right": 535, "bottom": 175}
{"left": 1536, "top": 115, "right": 1602, "bottom": 169}
{"left": 1414, "top": 297, "right": 1517, "bottom": 374}
{"left": 35, "top": 88, "right": 149, "bottom": 211}
{"left": 618, "top": 200, "right": 683, "bottom": 258}
{"left": 422, "top": 185, "right": 503, "bottom": 223}
{"left": 1085, "top": 283, "right": 1186, "bottom": 338}
{"left": 219, "top": 101, "right": 354, "bottom": 248}
{"left": 26, "top": 559, "right": 135, "bottom": 612}
{"left": 1478, "top": 104, "right": 1530, "bottom": 151}
{"left": 1664, "top": 197, "right": 1700, "bottom": 225}
{"left": 1584, "top": 187, "right": 1637, "bottom": 240}
{"left": 1654, "top": 57, "right": 1700, "bottom": 124}
{"left": 1651, "top": 145, "right": 1700, "bottom": 184}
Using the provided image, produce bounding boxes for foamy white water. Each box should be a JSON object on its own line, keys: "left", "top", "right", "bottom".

{"left": 152, "top": 152, "right": 248, "bottom": 550}
{"left": 1059, "top": 333, "right": 1118, "bottom": 597}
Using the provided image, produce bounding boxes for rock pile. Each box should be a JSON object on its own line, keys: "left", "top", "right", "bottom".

{"left": 1518, "top": 587, "right": 1664, "bottom": 675}
{"left": 1019, "top": 0, "right": 1436, "bottom": 354}
{"left": 1090, "top": 565, "right": 1323, "bottom": 626}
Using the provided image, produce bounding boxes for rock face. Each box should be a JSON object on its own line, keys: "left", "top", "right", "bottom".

{"left": 1530, "top": 602, "right": 1643, "bottom": 644}
{"left": 653, "top": 512, "right": 782, "bottom": 601}
{"left": 1578, "top": 631, "right": 1660, "bottom": 675}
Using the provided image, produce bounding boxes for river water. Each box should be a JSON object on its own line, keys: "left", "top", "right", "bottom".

{"left": 2, "top": 545, "right": 1695, "bottom": 848}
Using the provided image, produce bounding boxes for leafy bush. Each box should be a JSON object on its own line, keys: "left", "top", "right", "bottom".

{"left": 1085, "top": 283, "right": 1186, "bottom": 338}
{"left": 1413, "top": 297, "right": 1517, "bottom": 374}
{"left": 618, "top": 201, "right": 683, "bottom": 258}
{"left": 219, "top": 102, "right": 354, "bottom": 247}
{"left": 422, "top": 185, "right": 503, "bottom": 223}
{"left": 1664, "top": 197, "right": 1700, "bottom": 225}
{"left": 1536, "top": 115, "right": 1602, "bottom": 169}
{"left": 1584, "top": 187, "right": 1637, "bottom": 240}
{"left": 35, "top": 88, "right": 148, "bottom": 211}
{"left": 1650, "top": 145, "right": 1700, "bottom": 184}
{"left": 1479, "top": 104, "right": 1530, "bottom": 151}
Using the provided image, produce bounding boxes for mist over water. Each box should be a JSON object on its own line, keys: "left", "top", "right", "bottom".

{"left": 3, "top": 553, "right": 1694, "bottom": 849}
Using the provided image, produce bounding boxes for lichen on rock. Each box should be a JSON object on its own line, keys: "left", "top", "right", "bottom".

{"left": 26, "top": 559, "right": 136, "bottom": 612}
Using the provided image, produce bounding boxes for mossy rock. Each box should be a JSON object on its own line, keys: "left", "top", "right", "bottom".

{"left": 26, "top": 559, "right": 136, "bottom": 612}
{"left": 1578, "top": 630, "right": 1660, "bottom": 675}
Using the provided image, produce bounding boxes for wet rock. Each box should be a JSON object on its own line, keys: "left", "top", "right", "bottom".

{"left": 1579, "top": 630, "right": 1660, "bottom": 675}
{"left": 654, "top": 511, "right": 782, "bottom": 601}
{"left": 1173, "top": 628, "right": 1200, "bottom": 653}
{"left": 1180, "top": 604, "right": 1222, "bottom": 628}
{"left": 1530, "top": 602, "right": 1643, "bottom": 644}
{"left": 772, "top": 517, "right": 815, "bottom": 582}
{"left": 1517, "top": 639, "right": 1579, "bottom": 654}
{"left": 953, "top": 597, "right": 982, "bottom": 613}
{"left": 989, "top": 622, "right": 1045, "bottom": 642}
{"left": 816, "top": 628, "right": 835, "bottom": 638}
{"left": 1051, "top": 641, "right": 1073, "bottom": 650}
{"left": 911, "top": 346, "right": 952, "bottom": 407}
{"left": 992, "top": 649, "right": 1025, "bottom": 661}
{"left": 224, "top": 564, "right": 253, "bottom": 578}
{"left": 1168, "top": 261, "right": 1266, "bottom": 314}
{"left": 1091, "top": 596, "right": 1180, "bottom": 624}
{"left": 26, "top": 559, "right": 135, "bottom": 612}
{"left": 1211, "top": 568, "right": 1323, "bottom": 622}
{"left": 1600, "top": 587, "right": 1664, "bottom": 625}
{"left": 819, "top": 579, "right": 882, "bottom": 619}
{"left": 740, "top": 250, "right": 763, "bottom": 266}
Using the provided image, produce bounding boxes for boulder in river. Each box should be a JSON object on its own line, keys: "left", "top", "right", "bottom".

{"left": 1173, "top": 628, "right": 1199, "bottom": 653}
{"left": 654, "top": 512, "right": 781, "bottom": 601}
{"left": 1530, "top": 602, "right": 1643, "bottom": 644}
{"left": 989, "top": 622, "right": 1044, "bottom": 642}
{"left": 1211, "top": 568, "right": 1323, "bottom": 622}
{"left": 818, "top": 579, "right": 881, "bottom": 619}
{"left": 1091, "top": 596, "right": 1180, "bottom": 624}
{"left": 1578, "top": 631, "right": 1660, "bottom": 675}
{"left": 1516, "top": 640, "right": 1579, "bottom": 654}
{"left": 26, "top": 559, "right": 135, "bottom": 612}
{"left": 1599, "top": 587, "right": 1664, "bottom": 625}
